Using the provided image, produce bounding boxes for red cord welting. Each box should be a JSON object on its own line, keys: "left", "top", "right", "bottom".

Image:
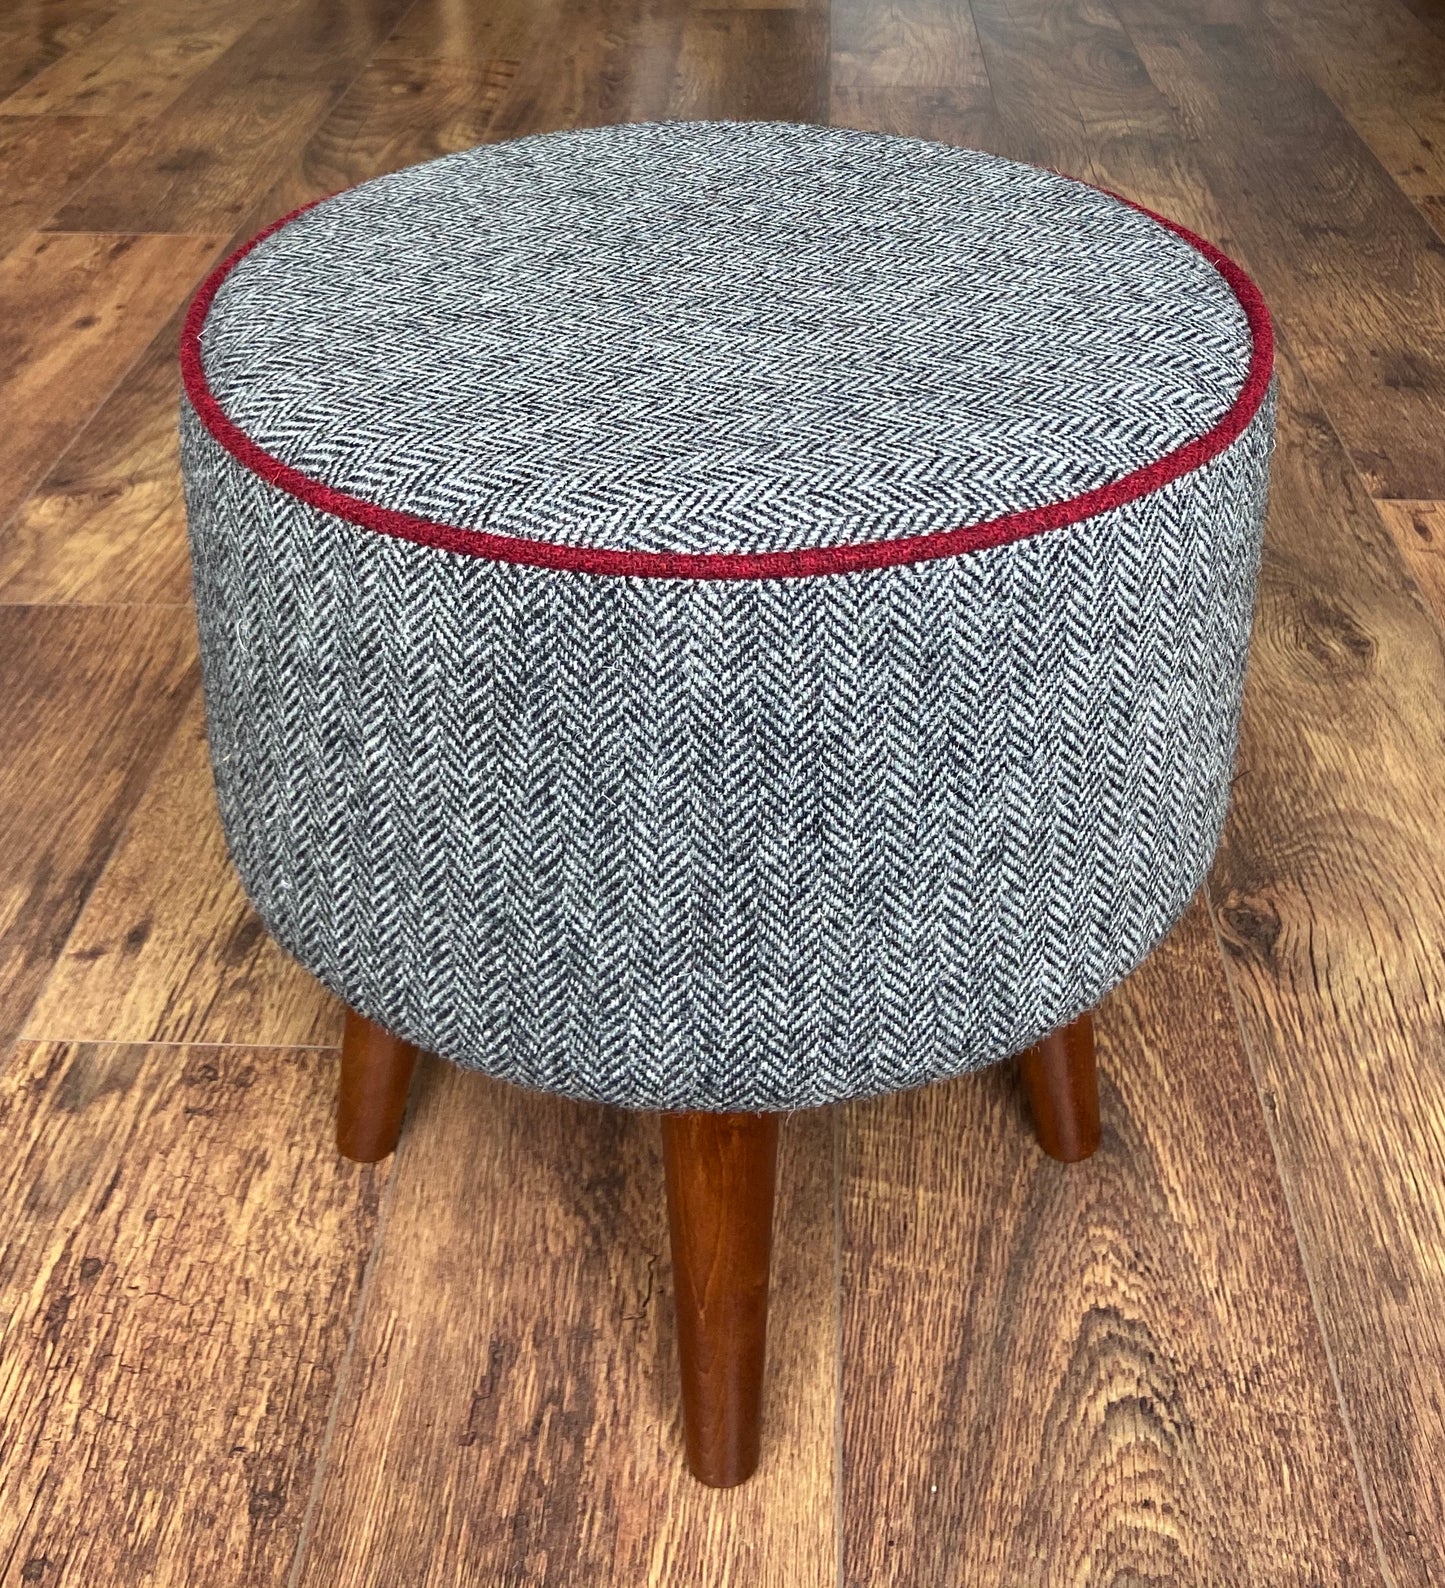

{"left": 179, "top": 189, "right": 1275, "bottom": 583}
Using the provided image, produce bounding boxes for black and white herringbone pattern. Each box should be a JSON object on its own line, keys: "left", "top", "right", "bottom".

{"left": 199, "top": 121, "right": 1251, "bottom": 557}
{"left": 181, "top": 122, "right": 1276, "bottom": 1110}
{"left": 180, "top": 388, "right": 1275, "bottom": 1112}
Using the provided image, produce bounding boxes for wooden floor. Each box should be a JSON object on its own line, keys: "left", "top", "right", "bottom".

{"left": 1, "top": 0, "right": 1444, "bottom": 1581}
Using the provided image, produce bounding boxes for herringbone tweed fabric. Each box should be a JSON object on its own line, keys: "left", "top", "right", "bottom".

{"left": 200, "top": 122, "right": 1251, "bottom": 557}
{"left": 180, "top": 120, "right": 1276, "bottom": 1112}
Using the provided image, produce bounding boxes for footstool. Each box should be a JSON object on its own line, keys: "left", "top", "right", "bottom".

{"left": 178, "top": 120, "right": 1276, "bottom": 1487}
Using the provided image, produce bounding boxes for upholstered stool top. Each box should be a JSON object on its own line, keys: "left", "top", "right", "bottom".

{"left": 187, "top": 120, "right": 1267, "bottom": 574}
{"left": 180, "top": 120, "right": 1275, "bottom": 1112}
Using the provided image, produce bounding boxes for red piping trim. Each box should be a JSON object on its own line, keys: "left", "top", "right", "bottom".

{"left": 180, "top": 186, "right": 1274, "bottom": 582}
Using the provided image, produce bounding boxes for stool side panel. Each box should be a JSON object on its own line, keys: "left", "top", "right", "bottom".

{"left": 180, "top": 388, "right": 1274, "bottom": 1111}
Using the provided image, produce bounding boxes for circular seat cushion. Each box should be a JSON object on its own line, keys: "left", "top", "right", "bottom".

{"left": 179, "top": 119, "right": 1276, "bottom": 1112}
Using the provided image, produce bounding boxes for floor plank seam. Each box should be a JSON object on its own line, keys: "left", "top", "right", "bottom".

{"left": 1201, "top": 886, "right": 1401, "bottom": 1588}
{"left": 0, "top": 246, "right": 225, "bottom": 547}
{"left": 1281, "top": 323, "right": 1445, "bottom": 648}
{"left": 284, "top": 1119, "right": 408, "bottom": 1588}
{"left": 2, "top": 659, "right": 201, "bottom": 1065}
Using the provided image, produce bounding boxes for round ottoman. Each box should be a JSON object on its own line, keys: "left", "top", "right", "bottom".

{"left": 178, "top": 119, "right": 1276, "bottom": 1484}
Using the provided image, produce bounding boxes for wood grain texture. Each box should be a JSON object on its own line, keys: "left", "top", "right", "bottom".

{"left": 1208, "top": 340, "right": 1445, "bottom": 1588}
{"left": 0, "top": 301, "right": 193, "bottom": 606}
{"left": 24, "top": 696, "right": 341, "bottom": 1049}
{"left": 667, "top": 7, "right": 829, "bottom": 122}
{"left": 968, "top": 0, "right": 1168, "bottom": 176}
{"left": 965, "top": 0, "right": 1237, "bottom": 241}
{"left": 840, "top": 901, "right": 1383, "bottom": 1587}
{"left": 44, "top": 0, "right": 414, "bottom": 233}
{"left": 0, "top": 0, "right": 249, "bottom": 123}
{"left": 0, "top": 115, "right": 123, "bottom": 259}
{"left": 292, "top": 1066, "right": 837, "bottom": 1587}
{"left": 1391, "top": 0, "right": 1445, "bottom": 40}
{"left": 1373, "top": 500, "right": 1445, "bottom": 625}
{"left": 0, "top": 605, "right": 196, "bottom": 1051}
{"left": 1264, "top": 0, "right": 1445, "bottom": 208}
{"left": 0, "top": 230, "right": 221, "bottom": 535}
{"left": 1113, "top": 0, "right": 1445, "bottom": 500}
{"left": 828, "top": 0, "right": 997, "bottom": 147}
{"left": 0, "top": 0, "right": 117, "bottom": 100}
{"left": 1420, "top": 193, "right": 1445, "bottom": 246}
{"left": 249, "top": 52, "right": 520, "bottom": 227}
{"left": 1, "top": 0, "right": 1443, "bottom": 1577}
{"left": 2, "top": 47, "right": 512, "bottom": 606}
{"left": 484, "top": 0, "right": 684, "bottom": 140}
{"left": 374, "top": 0, "right": 556, "bottom": 65}
{"left": 0, "top": 1039, "right": 386, "bottom": 1586}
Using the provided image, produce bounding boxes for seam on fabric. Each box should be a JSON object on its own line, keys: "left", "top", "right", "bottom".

{"left": 178, "top": 181, "right": 1275, "bottom": 583}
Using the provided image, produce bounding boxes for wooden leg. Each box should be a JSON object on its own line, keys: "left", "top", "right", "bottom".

{"left": 337, "top": 1009, "right": 418, "bottom": 1163}
{"left": 661, "top": 1110, "right": 779, "bottom": 1488}
{"left": 1019, "top": 1011, "right": 1101, "bottom": 1163}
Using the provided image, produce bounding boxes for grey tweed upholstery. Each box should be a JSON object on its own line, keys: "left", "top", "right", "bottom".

{"left": 179, "top": 120, "right": 1276, "bottom": 1112}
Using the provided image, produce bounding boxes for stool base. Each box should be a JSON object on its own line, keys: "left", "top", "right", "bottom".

{"left": 330, "top": 1003, "right": 1098, "bottom": 1482}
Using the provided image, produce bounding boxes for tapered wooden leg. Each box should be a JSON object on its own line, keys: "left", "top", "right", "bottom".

{"left": 337, "top": 1009, "right": 418, "bottom": 1163}
{"left": 662, "top": 1110, "right": 779, "bottom": 1488}
{"left": 1019, "top": 1011, "right": 1100, "bottom": 1163}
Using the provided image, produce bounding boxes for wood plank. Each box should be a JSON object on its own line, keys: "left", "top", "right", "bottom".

{"left": 44, "top": 0, "right": 414, "bottom": 234}
{"left": 292, "top": 1068, "right": 837, "bottom": 1586}
{"left": 832, "top": 0, "right": 1232, "bottom": 246}
{"left": 840, "top": 900, "right": 1383, "bottom": 1586}
{"left": 1, "top": 45, "right": 519, "bottom": 607}
{"left": 0, "top": 230, "right": 222, "bottom": 538}
{"left": 0, "top": 300, "right": 192, "bottom": 606}
{"left": 25, "top": 696, "right": 341, "bottom": 1049}
{"left": 374, "top": 0, "right": 556, "bottom": 65}
{"left": 0, "top": 0, "right": 251, "bottom": 122}
{"left": 828, "top": 0, "right": 998, "bottom": 148}
{"left": 1373, "top": 501, "right": 1445, "bottom": 624}
{"left": 1386, "top": 0, "right": 1445, "bottom": 42}
{"left": 963, "top": 0, "right": 1232, "bottom": 238}
{"left": 0, "top": 605, "right": 197, "bottom": 1050}
{"left": 1264, "top": 0, "right": 1445, "bottom": 210}
{"left": 483, "top": 0, "right": 828, "bottom": 192}
{"left": 298, "top": 53, "right": 518, "bottom": 186}
{"left": 0, "top": 0, "right": 117, "bottom": 100}
{"left": 1113, "top": 0, "right": 1445, "bottom": 500}
{"left": 0, "top": 1039, "right": 387, "bottom": 1586}
{"left": 249, "top": 53, "right": 521, "bottom": 225}
{"left": 0, "top": 116, "right": 124, "bottom": 259}
{"left": 667, "top": 7, "right": 829, "bottom": 122}
{"left": 1208, "top": 338, "right": 1445, "bottom": 1588}
{"left": 485, "top": 0, "right": 684, "bottom": 140}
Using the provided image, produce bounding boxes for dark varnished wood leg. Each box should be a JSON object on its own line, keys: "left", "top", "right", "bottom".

{"left": 1020, "top": 1011, "right": 1100, "bottom": 1163}
{"left": 662, "top": 1110, "right": 779, "bottom": 1488}
{"left": 337, "top": 1009, "right": 418, "bottom": 1163}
